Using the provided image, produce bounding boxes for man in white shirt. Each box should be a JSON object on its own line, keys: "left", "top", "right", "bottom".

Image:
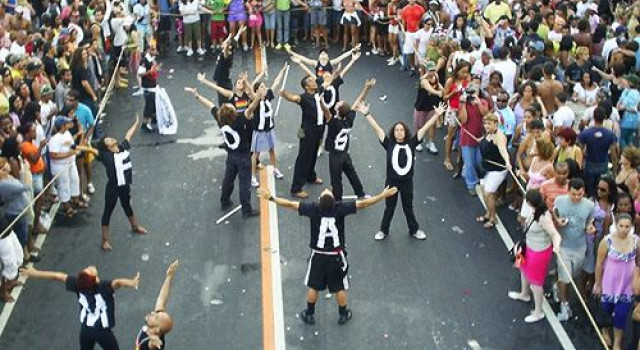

{"left": 553, "top": 92, "right": 576, "bottom": 134}
{"left": 490, "top": 46, "right": 517, "bottom": 95}
{"left": 9, "top": 30, "right": 26, "bottom": 56}
{"left": 472, "top": 49, "right": 493, "bottom": 90}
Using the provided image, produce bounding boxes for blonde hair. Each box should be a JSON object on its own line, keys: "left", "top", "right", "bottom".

{"left": 483, "top": 113, "right": 499, "bottom": 123}
{"left": 575, "top": 46, "right": 589, "bottom": 60}
{"left": 536, "top": 139, "right": 555, "bottom": 161}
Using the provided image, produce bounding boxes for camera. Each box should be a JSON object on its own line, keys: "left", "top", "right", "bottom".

{"left": 463, "top": 87, "right": 477, "bottom": 102}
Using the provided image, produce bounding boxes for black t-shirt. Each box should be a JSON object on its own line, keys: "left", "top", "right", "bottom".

{"left": 315, "top": 61, "right": 333, "bottom": 78}
{"left": 98, "top": 140, "right": 132, "bottom": 187}
{"left": 381, "top": 135, "right": 420, "bottom": 180}
{"left": 252, "top": 89, "right": 275, "bottom": 131}
{"left": 323, "top": 77, "right": 343, "bottom": 113}
{"left": 298, "top": 92, "right": 325, "bottom": 132}
{"left": 72, "top": 65, "right": 92, "bottom": 101}
{"left": 524, "top": 56, "right": 555, "bottom": 81}
{"left": 213, "top": 52, "right": 233, "bottom": 85}
{"left": 299, "top": 201, "right": 357, "bottom": 252}
{"left": 43, "top": 56, "right": 57, "bottom": 80}
{"left": 211, "top": 107, "right": 252, "bottom": 153}
{"left": 231, "top": 92, "right": 250, "bottom": 116}
{"left": 325, "top": 111, "right": 355, "bottom": 153}
{"left": 414, "top": 83, "right": 441, "bottom": 111}
{"left": 565, "top": 61, "right": 592, "bottom": 84}
{"left": 136, "top": 326, "right": 165, "bottom": 350}
{"left": 66, "top": 276, "right": 116, "bottom": 329}
{"left": 141, "top": 56, "right": 158, "bottom": 88}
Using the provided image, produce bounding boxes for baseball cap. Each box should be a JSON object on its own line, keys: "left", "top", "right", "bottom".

{"left": 429, "top": 0, "right": 439, "bottom": 5}
{"left": 54, "top": 116, "right": 73, "bottom": 129}
{"left": 588, "top": 3, "right": 598, "bottom": 12}
{"left": 40, "top": 85, "right": 54, "bottom": 96}
{"left": 424, "top": 60, "right": 437, "bottom": 71}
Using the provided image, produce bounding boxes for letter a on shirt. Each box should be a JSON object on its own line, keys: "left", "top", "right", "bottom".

{"left": 317, "top": 217, "right": 340, "bottom": 249}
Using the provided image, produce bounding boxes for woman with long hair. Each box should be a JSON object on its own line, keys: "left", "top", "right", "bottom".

{"left": 510, "top": 81, "right": 546, "bottom": 127}
{"left": 616, "top": 147, "right": 640, "bottom": 195}
{"left": 448, "top": 13, "right": 473, "bottom": 42}
{"left": 355, "top": 101, "right": 447, "bottom": 240}
{"left": 553, "top": 127, "right": 584, "bottom": 170}
{"left": 386, "top": 0, "right": 401, "bottom": 66}
{"left": 572, "top": 71, "right": 599, "bottom": 107}
{"left": 442, "top": 60, "right": 471, "bottom": 171}
{"left": 8, "top": 94, "right": 23, "bottom": 128}
{"left": 508, "top": 189, "right": 561, "bottom": 323}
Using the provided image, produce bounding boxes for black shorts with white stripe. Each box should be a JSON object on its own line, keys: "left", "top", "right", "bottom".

{"left": 304, "top": 251, "right": 349, "bottom": 293}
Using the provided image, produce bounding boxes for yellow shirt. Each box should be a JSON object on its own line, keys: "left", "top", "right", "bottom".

{"left": 483, "top": 2, "right": 511, "bottom": 25}
{"left": 0, "top": 92, "right": 9, "bottom": 115}
{"left": 537, "top": 24, "right": 549, "bottom": 40}
{"left": 10, "top": 68, "right": 22, "bottom": 81}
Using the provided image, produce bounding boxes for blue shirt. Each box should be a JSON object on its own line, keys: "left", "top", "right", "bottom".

{"left": 75, "top": 103, "right": 95, "bottom": 131}
{"left": 578, "top": 126, "right": 617, "bottom": 164}
{"left": 496, "top": 107, "right": 516, "bottom": 136}
{"left": 619, "top": 88, "right": 640, "bottom": 129}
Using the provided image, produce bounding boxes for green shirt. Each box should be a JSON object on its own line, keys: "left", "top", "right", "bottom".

{"left": 207, "top": 0, "right": 227, "bottom": 21}
{"left": 276, "top": 0, "right": 290, "bottom": 11}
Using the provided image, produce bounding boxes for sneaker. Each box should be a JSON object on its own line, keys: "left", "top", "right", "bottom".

{"left": 274, "top": 168, "right": 284, "bottom": 179}
{"left": 552, "top": 284, "right": 560, "bottom": 303}
{"left": 243, "top": 44, "right": 249, "bottom": 52}
{"left": 338, "top": 310, "right": 352, "bottom": 325}
{"left": 283, "top": 43, "right": 291, "bottom": 50}
{"left": 426, "top": 142, "right": 438, "bottom": 154}
{"left": 251, "top": 176, "right": 259, "bottom": 188}
{"left": 468, "top": 189, "right": 477, "bottom": 197}
{"left": 186, "top": 49, "right": 194, "bottom": 57}
{"left": 524, "top": 313, "right": 545, "bottom": 323}
{"left": 317, "top": 147, "right": 323, "bottom": 158}
{"left": 275, "top": 43, "right": 283, "bottom": 50}
{"left": 87, "top": 183, "right": 95, "bottom": 194}
{"left": 415, "top": 144, "right": 424, "bottom": 152}
{"left": 176, "top": 46, "right": 185, "bottom": 53}
{"left": 197, "top": 48, "right": 206, "bottom": 56}
{"left": 507, "top": 291, "right": 531, "bottom": 303}
{"left": 556, "top": 302, "right": 571, "bottom": 322}
{"left": 300, "top": 309, "right": 315, "bottom": 325}
{"left": 387, "top": 57, "right": 397, "bottom": 66}
{"left": 371, "top": 48, "right": 379, "bottom": 55}
{"left": 145, "top": 123, "right": 154, "bottom": 131}
{"left": 374, "top": 231, "right": 387, "bottom": 240}
{"left": 411, "top": 230, "right": 427, "bottom": 240}
{"left": 386, "top": 56, "right": 393, "bottom": 63}
{"left": 132, "top": 89, "right": 144, "bottom": 97}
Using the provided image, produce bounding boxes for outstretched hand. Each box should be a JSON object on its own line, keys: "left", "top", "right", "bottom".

{"left": 184, "top": 87, "right": 197, "bottom": 95}
{"left": 365, "top": 78, "right": 376, "bottom": 88}
{"left": 354, "top": 102, "right": 370, "bottom": 115}
{"left": 352, "top": 50, "right": 362, "bottom": 60}
{"left": 166, "top": 260, "right": 179, "bottom": 277}
{"left": 382, "top": 186, "right": 398, "bottom": 198}
{"left": 132, "top": 272, "right": 140, "bottom": 290}
{"left": 434, "top": 102, "right": 447, "bottom": 115}
{"left": 19, "top": 266, "right": 35, "bottom": 278}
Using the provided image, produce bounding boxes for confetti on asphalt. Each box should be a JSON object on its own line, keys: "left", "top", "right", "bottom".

{"left": 471, "top": 323, "right": 475, "bottom": 327}
{"left": 286, "top": 326, "right": 290, "bottom": 331}
{"left": 314, "top": 331, "right": 319, "bottom": 336}
{"left": 169, "top": 68, "right": 175, "bottom": 73}
{"left": 483, "top": 280, "right": 488, "bottom": 285}
{"left": 167, "top": 75, "right": 173, "bottom": 79}
{"left": 224, "top": 221, "right": 230, "bottom": 225}
{"left": 451, "top": 226, "right": 464, "bottom": 234}
{"left": 165, "top": 242, "right": 170, "bottom": 246}
{"left": 512, "top": 319, "right": 517, "bottom": 323}
{"left": 141, "top": 253, "right": 149, "bottom": 262}
{"left": 365, "top": 51, "right": 371, "bottom": 56}
{"left": 241, "top": 289, "right": 246, "bottom": 293}
{"left": 379, "top": 95, "right": 388, "bottom": 101}
{"left": 427, "top": 196, "right": 437, "bottom": 202}
{"left": 300, "top": 336, "right": 304, "bottom": 341}
{"left": 325, "top": 293, "right": 332, "bottom": 299}
{"left": 465, "top": 253, "right": 469, "bottom": 258}
{"left": 441, "top": 218, "right": 445, "bottom": 222}
{"left": 210, "top": 299, "right": 223, "bottom": 305}
{"left": 227, "top": 278, "right": 231, "bottom": 282}
{"left": 288, "top": 144, "right": 293, "bottom": 149}
{"left": 384, "top": 334, "right": 389, "bottom": 339}
{"left": 205, "top": 287, "right": 209, "bottom": 291}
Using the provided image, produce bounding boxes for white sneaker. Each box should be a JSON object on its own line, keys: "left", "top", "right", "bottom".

{"left": 426, "top": 142, "right": 438, "bottom": 154}
{"left": 186, "top": 49, "right": 194, "bottom": 57}
{"left": 524, "top": 313, "right": 545, "bottom": 323}
{"left": 412, "top": 230, "right": 427, "bottom": 240}
{"left": 274, "top": 168, "right": 284, "bottom": 179}
{"left": 87, "top": 183, "right": 95, "bottom": 194}
{"left": 386, "top": 56, "right": 393, "bottom": 63}
{"left": 176, "top": 46, "right": 185, "bottom": 53}
{"left": 374, "top": 231, "right": 387, "bottom": 240}
{"left": 197, "top": 48, "right": 206, "bottom": 56}
{"left": 371, "top": 48, "right": 379, "bottom": 55}
{"left": 243, "top": 44, "right": 249, "bottom": 52}
{"left": 507, "top": 291, "right": 531, "bottom": 303}
{"left": 317, "top": 147, "right": 323, "bottom": 158}
{"left": 556, "top": 302, "right": 571, "bottom": 322}
{"left": 251, "top": 176, "right": 259, "bottom": 188}
{"left": 145, "top": 123, "right": 154, "bottom": 131}
{"left": 416, "top": 144, "right": 424, "bottom": 152}
{"left": 387, "top": 57, "right": 397, "bottom": 66}
{"left": 132, "top": 89, "right": 144, "bottom": 97}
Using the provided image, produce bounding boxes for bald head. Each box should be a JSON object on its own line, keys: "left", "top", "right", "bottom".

{"left": 157, "top": 312, "right": 174, "bottom": 335}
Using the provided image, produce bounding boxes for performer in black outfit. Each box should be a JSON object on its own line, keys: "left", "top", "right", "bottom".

{"left": 280, "top": 76, "right": 328, "bottom": 199}
{"left": 324, "top": 78, "right": 375, "bottom": 200}
{"left": 257, "top": 185, "right": 397, "bottom": 325}
{"left": 135, "top": 260, "right": 179, "bottom": 350}
{"left": 137, "top": 46, "right": 160, "bottom": 131}
{"left": 354, "top": 101, "right": 447, "bottom": 241}
{"left": 185, "top": 86, "right": 260, "bottom": 217}
{"left": 211, "top": 28, "right": 245, "bottom": 105}
{"left": 20, "top": 265, "right": 140, "bottom": 350}
{"left": 83, "top": 116, "right": 147, "bottom": 252}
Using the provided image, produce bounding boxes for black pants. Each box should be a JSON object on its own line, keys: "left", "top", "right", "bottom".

{"left": 102, "top": 185, "right": 134, "bottom": 226}
{"left": 79, "top": 326, "right": 119, "bottom": 350}
{"left": 329, "top": 152, "right": 365, "bottom": 200}
{"left": 143, "top": 90, "right": 156, "bottom": 121}
{"left": 380, "top": 177, "right": 419, "bottom": 235}
{"left": 221, "top": 152, "right": 252, "bottom": 213}
{"left": 291, "top": 129, "right": 323, "bottom": 193}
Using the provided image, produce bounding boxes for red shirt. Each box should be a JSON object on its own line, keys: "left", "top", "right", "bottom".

{"left": 460, "top": 101, "right": 486, "bottom": 147}
{"left": 400, "top": 3, "right": 425, "bottom": 33}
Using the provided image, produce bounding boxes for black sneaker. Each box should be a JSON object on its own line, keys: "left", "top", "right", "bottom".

{"left": 338, "top": 310, "right": 352, "bottom": 325}
{"left": 242, "top": 209, "right": 260, "bottom": 218}
{"left": 300, "top": 309, "right": 315, "bottom": 325}
{"left": 220, "top": 201, "right": 234, "bottom": 211}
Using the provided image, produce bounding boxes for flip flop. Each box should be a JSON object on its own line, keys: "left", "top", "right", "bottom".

{"left": 476, "top": 215, "right": 489, "bottom": 223}
{"left": 484, "top": 220, "right": 496, "bottom": 229}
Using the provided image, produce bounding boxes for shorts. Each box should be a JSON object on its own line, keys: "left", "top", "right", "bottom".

{"left": 480, "top": 170, "right": 507, "bottom": 193}
{"left": 158, "top": 15, "right": 171, "bottom": 32}
{"left": 413, "top": 109, "right": 435, "bottom": 131}
{"left": 263, "top": 11, "right": 276, "bottom": 29}
{"left": 32, "top": 173, "right": 43, "bottom": 194}
{"left": 388, "top": 24, "right": 399, "bottom": 34}
{"left": 375, "top": 22, "right": 388, "bottom": 35}
{"left": 557, "top": 248, "right": 586, "bottom": 284}
{"left": 310, "top": 8, "right": 327, "bottom": 25}
{"left": 402, "top": 31, "right": 416, "bottom": 54}
{"left": 444, "top": 108, "right": 458, "bottom": 126}
{"left": 304, "top": 250, "right": 349, "bottom": 292}
{"left": 248, "top": 13, "right": 263, "bottom": 28}
{"left": 601, "top": 300, "right": 633, "bottom": 330}
{"left": 340, "top": 11, "right": 361, "bottom": 26}
{"left": 111, "top": 45, "right": 129, "bottom": 67}
{"left": 0, "top": 231, "right": 23, "bottom": 280}
{"left": 251, "top": 129, "right": 276, "bottom": 152}
{"left": 330, "top": 10, "right": 343, "bottom": 25}
{"left": 211, "top": 20, "right": 227, "bottom": 40}
{"left": 184, "top": 21, "right": 202, "bottom": 43}
{"left": 228, "top": 11, "right": 247, "bottom": 22}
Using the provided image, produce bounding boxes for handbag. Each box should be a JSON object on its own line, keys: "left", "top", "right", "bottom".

{"left": 509, "top": 218, "right": 534, "bottom": 265}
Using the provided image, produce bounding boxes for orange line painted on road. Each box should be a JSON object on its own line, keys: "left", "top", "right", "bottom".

{"left": 254, "top": 45, "right": 263, "bottom": 74}
{"left": 259, "top": 168, "right": 275, "bottom": 350}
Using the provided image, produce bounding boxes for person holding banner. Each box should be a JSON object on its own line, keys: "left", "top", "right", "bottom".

{"left": 138, "top": 45, "right": 160, "bottom": 131}
{"left": 257, "top": 185, "right": 398, "bottom": 325}
{"left": 82, "top": 116, "right": 148, "bottom": 251}
{"left": 354, "top": 100, "right": 447, "bottom": 241}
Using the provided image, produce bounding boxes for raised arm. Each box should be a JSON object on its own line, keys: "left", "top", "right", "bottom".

{"left": 330, "top": 44, "right": 361, "bottom": 66}
{"left": 352, "top": 78, "right": 376, "bottom": 107}
{"left": 20, "top": 266, "right": 68, "bottom": 283}
{"left": 270, "top": 63, "right": 289, "bottom": 91}
{"left": 279, "top": 89, "right": 302, "bottom": 104}
{"left": 111, "top": 272, "right": 140, "bottom": 290}
{"left": 155, "top": 260, "right": 179, "bottom": 311}
{"left": 244, "top": 92, "right": 263, "bottom": 119}
{"left": 124, "top": 115, "right": 141, "bottom": 142}
{"left": 286, "top": 47, "right": 317, "bottom": 66}
{"left": 417, "top": 102, "right": 447, "bottom": 140}
{"left": 354, "top": 102, "right": 385, "bottom": 142}
{"left": 257, "top": 187, "right": 300, "bottom": 211}
{"left": 196, "top": 73, "right": 233, "bottom": 99}
{"left": 291, "top": 57, "right": 315, "bottom": 77}
{"left": 356, "top": 186, "right": 397, "bottom": 209}
{"left": 185, "top": 87, "right": 216, "bottom": 110}
{"left": 339, "top": 51, "right": 361, "bottom": 79}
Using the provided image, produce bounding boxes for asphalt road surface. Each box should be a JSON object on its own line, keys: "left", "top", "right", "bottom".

{"left": 0, "top": 44, "right": 603, "bottom": 350}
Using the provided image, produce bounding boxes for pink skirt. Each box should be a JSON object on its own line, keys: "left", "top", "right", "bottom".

{"left": 248, "top": 13, "right": 263, "bottom": 28}
{"left": 520, "top": 245, "right": 553, "bottom": 286}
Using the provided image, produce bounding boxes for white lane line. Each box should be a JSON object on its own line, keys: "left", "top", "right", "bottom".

{"left": 267, "top": 166, "right": 286, "bottom": 350}
{"left": 475, "top": 186, "right": 576, "bottom": 350}
{"left": 216, "top": 205, "right": 243, "bottom": 224}
{"left": 0, "top": 202, "right": 60, "bottom": 337}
